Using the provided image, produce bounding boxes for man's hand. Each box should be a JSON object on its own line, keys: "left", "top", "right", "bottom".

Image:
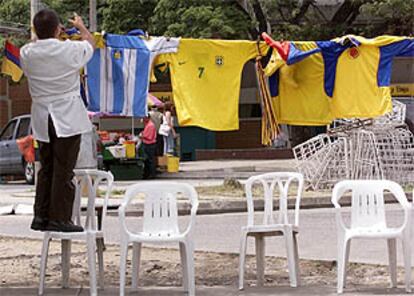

{"left": 68, "top": 13, "right": 96, "bottom": 49}
{"left": 68, "top": 13, "right": 87, "bottom": 31}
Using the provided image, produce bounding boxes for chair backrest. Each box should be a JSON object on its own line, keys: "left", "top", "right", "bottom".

{"left": 119, "top": 182, "right": 199, "bottom": 237}
{"left": 245, "top": 172, "right": 304, "bottom": 227}
{"left": 332, "top": 180, "right": 410, "bottom": 229}
{"left": 73, "top": 170, "right": 114, "bottom": 232}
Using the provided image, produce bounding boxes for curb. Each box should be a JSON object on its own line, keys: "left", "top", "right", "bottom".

{"left": 112, "top": 192, "right": 413, "bottom": 217}
{"left": 9, "top": 191, "right": 412, "bottom": 217}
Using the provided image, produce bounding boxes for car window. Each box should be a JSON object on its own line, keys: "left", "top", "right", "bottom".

{"left": 16, "top": 118, "right": 31, "bottom": 139}
{"left": 0, "top": 120, "right": 17, "bottom": 141}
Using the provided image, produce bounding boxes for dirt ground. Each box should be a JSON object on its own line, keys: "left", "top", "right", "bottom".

{"left": 0, "top": 236, "right": 407, "bottom": 289}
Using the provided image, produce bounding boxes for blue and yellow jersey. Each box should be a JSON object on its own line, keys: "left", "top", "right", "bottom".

{"left": 263, "top": 34, "right": 414, "bottom": 122}
{"left": 318, "top": 35, "right": 413, "bottom": 118}
{"left": 263, "top": 43, "right": 333, "bottom": 126}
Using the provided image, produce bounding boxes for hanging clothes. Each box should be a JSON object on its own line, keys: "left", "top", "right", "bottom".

{"left": 157, "top": 39, "right": 269, "bottom": 131}
{"left": 262, "top": 32, "right": 321, "bottom": 65}
{"left": 323, "top": 35, "right": 414, "bottom": 118}
{"left": 85, "top": 33, "right": 180, "bottom": 117}
{"left": 264, "top": 33, "right": 414, "bottom": 120}
{"left": 263, "top": 44, "right": 333, "bottom": 126}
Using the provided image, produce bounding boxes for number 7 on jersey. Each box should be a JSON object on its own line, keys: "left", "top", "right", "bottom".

{"left": 198, "top": 67, "right": 205, "bottom": 78}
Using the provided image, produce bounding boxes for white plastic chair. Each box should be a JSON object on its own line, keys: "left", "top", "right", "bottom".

{"left": 238, "top": 172, "right": 304, "bottom": 290}
{"left": 38, "top": 170, "right": 113, "bottom": 296}
{"left": 332, "top": 180, "right": 412, "bottom": 293}
{"left": 118, "top": 182, "right": 199, "bottom": 296}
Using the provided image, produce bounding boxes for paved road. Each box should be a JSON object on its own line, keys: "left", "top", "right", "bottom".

{"left": 0, "top": 205, "right": 410, "bottom": 266}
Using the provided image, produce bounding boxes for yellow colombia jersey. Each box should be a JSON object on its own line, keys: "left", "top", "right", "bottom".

{"left": 332, "top": 44, "right": 391, "bottom": 118}
{"left": 330, "top": 35, "right": 410, "bottom": 119}
{"left": 264, "top": 35, "right": 413, "bottom": 124}
{"left": 264, "top": 43, "right": 333, "bottom": 126}
{"left": 159, "top": 39, "right": 268, "bottom": 131}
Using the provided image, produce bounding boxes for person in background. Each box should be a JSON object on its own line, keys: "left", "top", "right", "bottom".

{"left": 20, "top": 10, "right": 95, "bottom": 232}
{"left": 149, "top": 105, "right": 164, "bottom": 158}
{"left": 162, "top": 102, "right": 176, "bottom": 155}
{"left": 140, "top": 116, "right": 157, "bottom": 179}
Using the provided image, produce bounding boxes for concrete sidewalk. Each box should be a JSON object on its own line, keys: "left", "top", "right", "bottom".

{"left": 0, "top": 158, "right": 411, "bottom": 215}
{"left": 0, "top": 286, "right": 408, "bottom": 295}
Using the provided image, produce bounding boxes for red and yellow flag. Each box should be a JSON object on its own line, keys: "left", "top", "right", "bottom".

{"left": 1, "top": 40, "right": 23, "bottom": 82}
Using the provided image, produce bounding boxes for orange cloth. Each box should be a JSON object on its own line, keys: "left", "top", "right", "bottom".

{"left": 16, "top": 135, "right": 35, "bottom": 163}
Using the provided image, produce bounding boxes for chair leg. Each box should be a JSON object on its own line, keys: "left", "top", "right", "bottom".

{"left": 39, "top": 234, "right": 51, "bottom": 296}
{"left": 131, "top": 242, "right": 142, "bottom": 290}
{"left": 255, "top": 235, "right": 265, "bottom": 287}
{"left": 179, "top": 241, "right": 189, "bottom": 293}
{"left": 343, "top": 239, "right": 351, "bottom": 289}
{"left": 185, "top": 240, "right": 196, "bottom": 296}
{"left": 86, "top": 234, "right": 97, "bottom": 296}
{"left": 96, "top": 237, "right": 105, "bottom": 289}
{"left": 293, "top": 233, "right": 301, "bottom": 287}
{"left": 238, "top": 231, "right": 248, "bottom": 290}
{"left": 61, "top": 239, "right": 72, "bottom": 289}
{"left": 285, "top": 228, "right": 298, "bottom": 288}
{"left": 387, "top": 238, "right": 397, "bottom": 288}
{"left": 402, "top": 233, "right": 412, "bottom": 293}
{"left": 119, "top": 240, "right": 129, "bottom": 296}
{"left": 337, "top": 236, "right": 350, "bottom": 294}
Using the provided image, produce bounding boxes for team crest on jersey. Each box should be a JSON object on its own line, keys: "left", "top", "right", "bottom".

{"left": 349, "top": 47, "right": 359, "bottom": 59}
{"left": 114, "top": 50, "right": 122, "bottom": 59}
{"left": 215, "top": 56, "right": 224, "bottom": 66}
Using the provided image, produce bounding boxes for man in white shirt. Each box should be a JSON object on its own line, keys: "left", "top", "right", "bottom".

{"left": 20, "top": 9, "right": 95, "bottom": 232}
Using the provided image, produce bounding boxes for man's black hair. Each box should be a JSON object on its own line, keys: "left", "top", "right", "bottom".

{"left": 33, "top": 9, "right": 60, "bottom": 39}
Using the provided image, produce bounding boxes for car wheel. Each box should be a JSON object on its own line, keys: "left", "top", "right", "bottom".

{"left": 24, "top": 161, "right": 35, "bottom": 185}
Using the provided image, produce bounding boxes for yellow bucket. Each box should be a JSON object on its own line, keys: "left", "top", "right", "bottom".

{"left": 167, "top": 156, "right": 179, "bottom": 173}
{"left": 124, "top": 141, "right": 136, "bottom": 158}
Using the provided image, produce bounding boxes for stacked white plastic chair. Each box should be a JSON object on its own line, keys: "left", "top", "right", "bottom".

{"left": 295, "top": 100, "right": 414, "bottom": 189}
{"left": 293, "top": 134, "right": 332, "bottom": 190}
{"left": 239, "top": 172, "right": 304, "bottom": 290}
{"left": 118, "top": 182, "right": 199, "bottom": 296}
{"left": 38, "top": 170, "right": 113, "bottom": 296}
{"left": 332, "top": 180, "right": 412, "bottom": 293}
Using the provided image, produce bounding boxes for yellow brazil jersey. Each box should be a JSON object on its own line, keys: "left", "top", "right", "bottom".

{"left": 160, "top": 39, "right": 268, "bottom": 131}
{"left": 264, "top": 42, "right": 333, "bottom": 126}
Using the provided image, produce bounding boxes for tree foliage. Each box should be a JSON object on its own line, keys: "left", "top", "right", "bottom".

{"left": 100, "top": 0, "right": 157, "bottom": 34}
{"left": 150, "top": 0, "right": 253, "bottom": 39}
{"left": 0, "top": 0, "right": 31, "bottom": 26}
{"left": 361, "top": 0, "right": 414, "bottom": 36}
{"left": 0, "top": 0, "right": 413, "bottom": 46}
{"left": 258, "top": 0, "right": 413, "bottom": 40}
{"left": 42, "top": 0, "right": 91, "bottom": 28}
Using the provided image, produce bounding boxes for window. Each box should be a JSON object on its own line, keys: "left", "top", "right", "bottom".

{"left": 0, "top": 120, "right": 17, "bottom": 141}
{"left": 16, "top": 118, "right": 30, "bottom": 139}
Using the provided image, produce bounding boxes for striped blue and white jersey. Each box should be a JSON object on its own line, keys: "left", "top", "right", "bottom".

{"left": 85, "top": 35, "right": 180, "bottom": 117}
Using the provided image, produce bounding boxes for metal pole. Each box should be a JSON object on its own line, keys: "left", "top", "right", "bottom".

{"left": 30, "top": 0, "right": 41, "bottom": 39}
{"left": 89, "top": 0, "right": 97, "bottom": 32}
{"left": 5, "top": 80, "right": 11, "bottom": 121}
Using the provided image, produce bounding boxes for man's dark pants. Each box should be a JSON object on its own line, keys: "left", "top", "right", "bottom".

{"left": 143, "top": 143, "right": 156, "bottom": 179}
{"left": 34, "top": 117, "right": 81, "bottom": 222}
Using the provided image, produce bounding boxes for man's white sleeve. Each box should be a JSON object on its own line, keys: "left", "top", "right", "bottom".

{"left": 69, "top": 40, "right": 94, "bottom": 69}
